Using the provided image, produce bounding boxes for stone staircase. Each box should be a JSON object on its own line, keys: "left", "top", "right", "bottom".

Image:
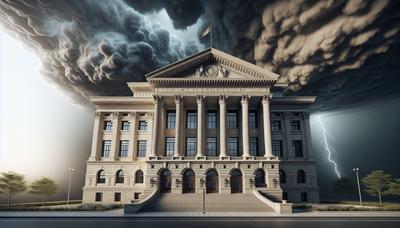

{"left": 140, "top": 193, "right": 274, "bottom": 212}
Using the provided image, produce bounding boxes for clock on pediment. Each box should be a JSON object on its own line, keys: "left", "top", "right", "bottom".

{"left": 195, "top": 64, "right": 229, "bottom": 78}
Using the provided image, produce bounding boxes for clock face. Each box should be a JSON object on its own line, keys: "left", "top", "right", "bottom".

{"left": 205, "top": 65, "right": 219, "bottom": 77}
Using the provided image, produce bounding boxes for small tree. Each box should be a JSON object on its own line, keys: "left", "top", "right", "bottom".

{"left": 388, "top": 178, "right": 400, "bottom": 196}
{"left": 30, "top": 177, "right": 58, "bottom": 207}
{"left": 333, "top": 177, "right": 356, "bottom": 195}
{"left": 362, "top": 170, "right": 391, "bottom": 204}
{"left": 0, "top": 172, "right": 27, "bottom": 208}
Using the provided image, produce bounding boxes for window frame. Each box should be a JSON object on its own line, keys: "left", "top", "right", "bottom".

{"left": 138, "top": 121, "right": 148, "bottom": 131}
{"left": 292, "top": 140, "right": 303, "bottom": 157}
{"left": 165, "top": 137, "right": 175, "bottom": 157}
{"left": 119, "top": 140, "right": 129, "bottom": 157}
{"left": 249, "top": 111, "right": 257, "bottom": 129}
{"left": 250, "top": 137, "right": 258, "bottom": 156}
{"left": 227, "top": 137, "right": 239, "bottom": 156}
{"left": 271, "top": 120, "right": 282, "bottom": 131}
{"left": 207, "top": 111, "right": 217, "bottom": 129}
{"left": 185, "top": 137, "right": 197, "bottom": 156}
{"left": 137, "top": 140, "right": 147, "bottom": 157}
{"left": 272, "top": 140, "right": 283, "bottom": 157}
{"left": 227, "top": 111, "right": 238, "bottom": 129}
{"left": 166, "top": 111, "right": 176, "bottom": 129}
{"left": 206, "top": 137, "right": 217, "bottom": 156}
{"left": 101, "top": 140, "right": 112, "bottom": 157}
{"left": 186, "top": 111, "right": 197, "bottom": 129}
{"left": 104, "top": 121, "right": 113, "bottom": 131}
{"left": 121, "top": 121, "right": 131, "bottom": 131}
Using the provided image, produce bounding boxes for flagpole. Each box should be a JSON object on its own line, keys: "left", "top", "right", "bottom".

{"left": 210, "top": 24, "right": 213, "bottom": 48}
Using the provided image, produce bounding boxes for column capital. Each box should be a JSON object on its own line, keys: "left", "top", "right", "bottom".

{"left": 241, "top": 95, "right": 250, "bottom": 104}
{"left": 111, "top": 112, "right": 120, "bottom": 119}
{"left": 129, "top": 112, "right": 137, "bottom": 119}
{"left": 153, "top": 95, "right": 161, "bottom": 101}
{"left": 196, "top": 95, "right": 204, "bottom": 104}
{"left": 218, "top": 95, "right": 226, "bottom": 104}
{"left": 95, "top": 111, "right": 102, "bottom": 118}
{"left": 174, "top": 95, "right": 183, "bottom": 104}
{"left": 262, "top": 94, "right": 273, "bottom": 104}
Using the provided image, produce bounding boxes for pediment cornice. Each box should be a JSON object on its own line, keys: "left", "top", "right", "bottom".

{"left": 145, "top": 48, "right": 279, "bottom": 81}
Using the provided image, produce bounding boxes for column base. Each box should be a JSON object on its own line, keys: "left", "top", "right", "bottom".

{"left": 196, "top": 156, "right": 206, "bottom": 160}
{"left": 219, "top": 156, "right": 230, "bottom": 160}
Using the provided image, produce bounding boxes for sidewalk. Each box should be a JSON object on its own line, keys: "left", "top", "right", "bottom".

{"left": 1, "top": 210, "right": 400, "bottom": 218}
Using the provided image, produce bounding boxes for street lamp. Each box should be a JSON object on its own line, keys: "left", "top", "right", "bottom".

{"left": 67, "top": 168, "right": 75, "bottom": 206}
{"left": 353, "top": 168, "right": 363, "bottom": 206}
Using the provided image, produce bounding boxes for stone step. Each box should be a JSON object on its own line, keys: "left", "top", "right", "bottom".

{"left": 140, "top": 193, "right": 274, "bottom": 212}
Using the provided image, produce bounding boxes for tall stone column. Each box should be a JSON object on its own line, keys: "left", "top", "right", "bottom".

{"left": 150, "top": 96, "right": 160, "bottom": 157}
{"left": 128, "top": 112, "right": 137, "bottom": 160}
{"left": 89, "top": 112, "right": 102, "bottom": 161}
{"left": 111, "top": 112, "right": 121, "bottom": 160}
{"left": 174, "top": 95, "right": 183, "bottom": 157}
{"left": 219, "top": 95, "right": 227, "bottom": 157}
{"left": 241, "top": 95, "right": 250, "bottom": 157}
{"left": 262, "top": 95, "right": 273, "bottom": 158}
{"left": 196, "top": 95, "right": 204, "bottom": 157}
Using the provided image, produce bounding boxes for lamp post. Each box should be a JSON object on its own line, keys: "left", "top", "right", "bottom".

{"left": 353, "top": 168, "right": 363, "bottom": 206}
{"left": 67, "top": 168, "right": 75, "bottom": 206}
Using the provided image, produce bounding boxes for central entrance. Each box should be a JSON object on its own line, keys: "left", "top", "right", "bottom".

{"left": 206, "top": 169, "right": 219, "bottom": 193}
{"left": 182, "top": 169, "right": 195, "bottom": 193}
{"left": 160, "top": 169, "right": 172, "bottom": 193}
{"left": 230, "top": 169, "right": 243, "bottom": 193}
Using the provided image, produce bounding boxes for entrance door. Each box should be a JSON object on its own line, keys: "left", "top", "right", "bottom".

{"left": 230, "top": 169, "right": 243, "bottom": 193}
{"left": 160, "top": 169, "right": 171, "bottom": 193}
{"left": 206, "top": 169, "right": 219, "bottom": 193}
{"left": 254, "top": 169, "right": 266, "bottom": 187}
{"left": 182, "top": 169, "right": 195, "bottom": 193}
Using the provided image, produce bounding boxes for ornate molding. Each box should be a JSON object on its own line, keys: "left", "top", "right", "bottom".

{"left": 196, "top": 95, "right": 204, "bottom": 104}
{"left": 174, "top": 95, "right": 183, "bottom": 104}
{"left": 241, "top": 95, "right": 249, "bottom": 104}
{"left": 218, "top": 95, "right": 226, "bottom": 104}
{"left": 262, "top": 94, "right": 273, "bottom": 104}
{"left": 196, "top": 64, "right": 229, "bottom": 78}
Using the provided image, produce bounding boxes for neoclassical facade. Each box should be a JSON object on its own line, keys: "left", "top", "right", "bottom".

{"left": 82, "top": 48, "right": 319, "bottom": 205}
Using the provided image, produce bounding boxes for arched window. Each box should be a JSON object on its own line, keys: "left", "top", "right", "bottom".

{"left": 96, "top": 170, "right": 106, "bottom": 184}
{"left": 135, "top": 170, "right": 144, "bottom": 183}
{"left": 297, "top": 170, "right": 306, "bottom": 184}
{"left": 279, "top": 170, "right": 286, "bottom": 184}
{"left": 254, "top": 169, "right": 266, "bottom": 187}
{"left": 116, "top": 169, "right": 124, "bottom": 184}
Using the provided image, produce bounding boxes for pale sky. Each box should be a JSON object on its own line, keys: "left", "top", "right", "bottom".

{"left": 0, "top": 29, "right": 94, "bottom": 201}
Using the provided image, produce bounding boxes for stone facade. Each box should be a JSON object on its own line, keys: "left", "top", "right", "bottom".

{"left": 82, "top": 48, "right": 319, "bottom": 204}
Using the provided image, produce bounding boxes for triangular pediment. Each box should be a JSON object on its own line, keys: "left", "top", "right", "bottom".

{"left": 145, "top": 48, "right": 279, "bottom": 81}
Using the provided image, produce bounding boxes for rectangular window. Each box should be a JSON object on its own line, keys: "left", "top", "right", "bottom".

{"left": 292, "top": 140, "right": 303, "bottom": 157}
{"left": 138, "top": 121, "right": 148, "bottom": 130}
{"left": 104, "top": 121, "right": 113, "bottom": 131}
{"left": 249, "top": 111, "right": 257, "bottom": 129}
{"left": 134, "top": 192, "right": 141, "bottom": 200}
{"left": 186, "top": 111, "right": 197, "bottom": 129}
{"left": 167, "top": 111, "right": 176, "bottom": 129}
{"left": 119, "top": 140, "right": 129, "bottom": 157}
{"left": 165, "top": 137, "right": 175, "bottom": 157}
{"left": 114, "top": 192, "right": 121, "bottom": 202}
{"left": 137, "top": 140, "right": 147, "bottom": 157}
{"left": 291, "top": 120, "right": 301, "bottom": 131}
{"left": 186, "top": 137, "right": 197, "bottom": 156}
{"left": 300, "top": 192, "right": 308, "bottom": 202}
{"left": 250, "top": 137, "right": 258, "bottom": 156}
{"left": 101, "top": 140, "right": 111, "bottom": 157}
{"left": 206, "top": 137, "right": 217, "bottom": 156}
{"left": 95, "top": 192, "right": 102, "bottom": 202}
{"left": 227, "top": 111, "right": 237, "bottom": 129}
{"left": 272, "top": 140, "right": 283, "bottom": 157}
{"left": 271, "top": 121, "right": 282, "bottom": 131}
{"left": 227, "top": 137, "right": 239, "bottom": 156}
{"left": 207, "top": 111, "right": 217, "bottom": 129}
{"left": 121, "top": 121, "right": 130, "bottom": 131}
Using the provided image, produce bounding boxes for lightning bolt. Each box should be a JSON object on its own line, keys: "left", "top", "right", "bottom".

{"left": 317, "top": 115, "right": 341, "bottom": 178}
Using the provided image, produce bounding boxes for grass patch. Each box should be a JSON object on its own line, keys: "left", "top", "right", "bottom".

{"left": 0, "top": 200, "right": 82, "bottom": 208}
{"left": 0, "top": 202, "right": 123, "bottom": 211}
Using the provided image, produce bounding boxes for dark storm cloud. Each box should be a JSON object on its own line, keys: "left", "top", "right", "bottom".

{"left": 0, "top": 0, "right": 399, "bottom": 110}
{"left": 0, "top": 0, "right": 199, "bottom": 103}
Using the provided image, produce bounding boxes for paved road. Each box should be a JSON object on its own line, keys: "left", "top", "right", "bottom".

{"left": 1, "top": 217, "right": 400, "bottom": 228}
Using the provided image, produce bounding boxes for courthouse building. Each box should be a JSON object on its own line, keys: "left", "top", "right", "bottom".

{"left": 82, "top": 48, "right": 319, "bottom": 205}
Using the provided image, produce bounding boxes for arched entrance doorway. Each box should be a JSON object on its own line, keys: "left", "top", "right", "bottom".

{"left": 230, "top": 169, "right": 243, "bottom": 193}
{"left": 206, "top": 169, "right": 219, "bottom": 193}
{"left": 254, "top": 169, "right": 266, "bottom": 187}
{"left": 182, "top": 169, "right": 195, "bottom": 193}
{"left": 159, "top": 169, "right": 171, "bottom": 193}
